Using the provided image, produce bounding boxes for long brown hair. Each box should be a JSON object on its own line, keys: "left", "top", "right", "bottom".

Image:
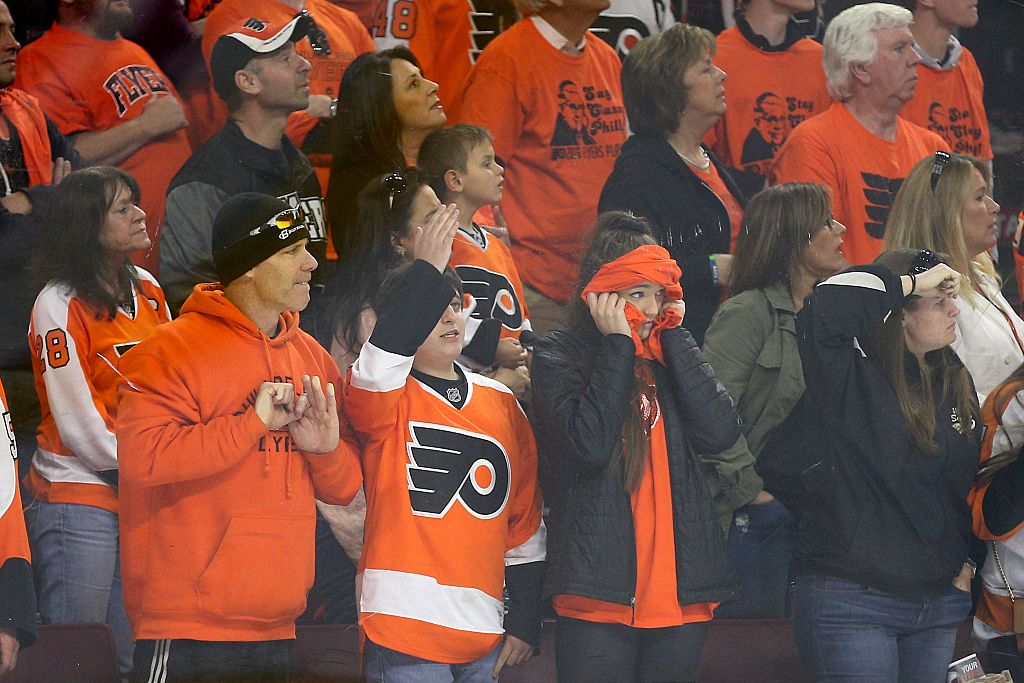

{"left": 730, "top": 182, "right": 833, "bottom": 296}
{"left": 870, "top": 249, "right": 979, "bottom": 453}
{"left": 565, "top": 211, "right": 659, "bottom": 492}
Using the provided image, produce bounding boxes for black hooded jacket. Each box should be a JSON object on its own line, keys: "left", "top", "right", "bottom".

{"left": 794, "top": 264, "right": 981, "bottom": 599}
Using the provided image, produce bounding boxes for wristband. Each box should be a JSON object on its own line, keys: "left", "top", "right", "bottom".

{"left": 709, "top": 254, "right": 720, "bottom": 287}
{"left": 907, "top": 271, "right": 916, "bottom": 295}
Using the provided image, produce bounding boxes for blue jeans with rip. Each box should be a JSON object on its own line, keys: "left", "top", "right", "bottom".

{"left": 792, "top": 575, "right": 971, "bottom": 682}
{"left": 715, "top": 497, "right": 798, "bottom": 618}
{"left": 363, "top": 637, "right": 502, "bottom": 683}
{"left": 24, "top": 496, "right": 134, "bottom": 676}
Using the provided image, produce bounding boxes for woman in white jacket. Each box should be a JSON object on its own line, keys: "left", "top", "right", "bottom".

{"left": 885, "top": 152, "right": 1019, "bottom": 406}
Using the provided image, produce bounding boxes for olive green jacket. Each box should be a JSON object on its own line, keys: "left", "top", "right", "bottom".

{"left": 701, "top": 281, "right": 806, "bottom": 530}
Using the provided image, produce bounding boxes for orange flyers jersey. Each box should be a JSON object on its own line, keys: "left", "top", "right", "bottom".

{"left": 901, "top": 47, "right": 992, "bottom": 160}
{"left": 15, "top": 24, "right": 193, "bottom": 274}
{"left": 347, "top": 341, "right": 543, "bottom": 663}
{"left": 771, "top": 102, "right": 948, "bottom": 265}
{"left": 457, "top": 18, "right": 627, "bottom": 302}
{"left": 369, "top": 0, "right": 506, "bottom": 118}
{"left": 26, "top": 270, "right": 170, "bottom": 513}
{"left": 201, "top": 0, "right": 375, "bottom": 187}
{"left": 705, "top": 25, "right": 831, "bottom": 180}
{"left": 0, "top": 381, "right": 29, "bottom": 567}
{"left": 450, "top": 226, "right": 532, "bottom": 351}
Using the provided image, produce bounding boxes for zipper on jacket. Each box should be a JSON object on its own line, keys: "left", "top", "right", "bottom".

{"left": 631, "top": 596, "right": 636, "bottom": 626}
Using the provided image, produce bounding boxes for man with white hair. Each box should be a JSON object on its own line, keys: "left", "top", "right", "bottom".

{"left": 771, "top": 2, "right": 948, "bottom": 265}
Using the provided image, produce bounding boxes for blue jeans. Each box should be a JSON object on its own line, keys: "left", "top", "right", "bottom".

{"left": 792, "top": 575, "right": 971, "bottom": 682}
{"left": 363, "top": 637, "right": 502, "bottom": 682}
{"left": 715, "top": 498, "right": 798, "bottom": 618}
{"left": 24, "top": 497, "right": 134, "bottom": 676}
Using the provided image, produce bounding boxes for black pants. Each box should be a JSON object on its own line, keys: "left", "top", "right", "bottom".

{"left": 554, "top": 616, "right": 709, "bottom": 683}
{"left": 131, "top": 638, "right": 293, "bottom": 682}
{"left": 987, "top": 635, "right": 1024, "bottom": 681}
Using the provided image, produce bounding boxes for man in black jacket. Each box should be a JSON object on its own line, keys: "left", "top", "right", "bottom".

{"left": 159, "top": 13, "right": 329, "bottom": 314}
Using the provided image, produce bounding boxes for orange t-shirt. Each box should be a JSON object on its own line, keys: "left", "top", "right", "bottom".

{"left": 694, "top": 160, "right": 744, "bottom": 254}
{"left": 554, "top": 396, "right": 716, "bottom": 627}
{"left": 369, "top": 0, "right": 507, "bottom": 120}
{"left": 457, "top": 19, "right": 627, "bottom": 303}
{"left": 15, "top": 23, "right": 194, "bottom": 275}
{"left": 705, "top": 25, "right": 832, "bottom": 181}
{"left": 771, "top": 102, "right": 949, "bottom": 265}
{"left": 201, "top": 0, "right": 375, "bottom": 188}
{"left": 25, "top": 271, "right": 171, "bottom": 513}
{"left": 900, "top": 46, "right": 992, "bottom": 160}
{"left": 0, "top": 380, "right": 29, "bottom": 569}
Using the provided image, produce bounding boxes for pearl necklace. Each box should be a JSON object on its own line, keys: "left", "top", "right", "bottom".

{"left": 677, "top": 147, "right": 710, "bottom": 171}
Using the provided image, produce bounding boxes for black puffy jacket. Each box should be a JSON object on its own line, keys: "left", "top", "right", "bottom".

{"left": 532, "top": 328, "right": 741, "bottom": 608}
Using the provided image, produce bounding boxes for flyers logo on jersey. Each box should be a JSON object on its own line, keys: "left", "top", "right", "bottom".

{"left": 455, "top": 265, "right": 523, "bottom": 330}
{"left": 406, "top": 422, "right": 510, "bottom": 519}
{"left": 860, "top": 172, "right": 904, "bottom": 239}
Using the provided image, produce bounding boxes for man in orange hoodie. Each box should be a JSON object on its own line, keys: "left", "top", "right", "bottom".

{"left": 116, "top": 192, "right": 362, "bottom": 682}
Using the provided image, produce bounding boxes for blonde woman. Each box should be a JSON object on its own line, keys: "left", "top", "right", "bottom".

{"left": 885, "top": 152, "right": 1017, "bottom": 405}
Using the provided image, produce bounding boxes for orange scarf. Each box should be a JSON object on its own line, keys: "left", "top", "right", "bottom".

{"left": 582, "top": 245, "right": 683, "bottom": 365}
{"left": 0, "top": 88, "right": 53, "bottom": 187}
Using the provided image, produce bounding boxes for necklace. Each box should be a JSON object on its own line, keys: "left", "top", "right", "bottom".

{"left": 676, "top": 147, "right": 710, "bottom": 171}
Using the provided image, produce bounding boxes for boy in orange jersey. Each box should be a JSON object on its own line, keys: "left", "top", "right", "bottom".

{"left": 417, "top": 124, "right": 533, "bottom": 389}
{"left": 347, "top": 202, "right": 545, "bottom": 681}
{"left": 116, "top": 193, "right": 362, "bottom": 682}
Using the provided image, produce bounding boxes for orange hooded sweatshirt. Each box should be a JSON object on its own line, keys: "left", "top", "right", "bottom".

{"left": 116, "top": 284, "right": 362, "bottom": 642}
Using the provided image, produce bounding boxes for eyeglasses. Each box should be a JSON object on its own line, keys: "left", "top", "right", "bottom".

{"left": 382, "top": 173, "right": 407, "bottom": 211}
{"left": 298, "top": 10, "right": 331, "bottom": 55}
{"left": 930, "top": 151, "right": 951, "bottom": 192}
{"left": 910, "top": 249, "right": 940, "bottom": 275}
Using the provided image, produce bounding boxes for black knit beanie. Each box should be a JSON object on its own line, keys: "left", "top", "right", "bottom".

{"left": 212, "top": 192, "right": 310, "bottom": 285}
